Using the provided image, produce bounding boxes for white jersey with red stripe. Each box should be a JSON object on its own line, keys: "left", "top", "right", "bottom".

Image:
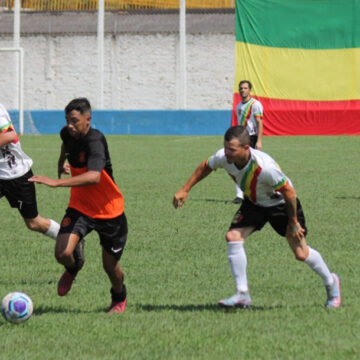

{"left": 235, "top": 98, "right": 263, "bottom": 136}
{"left": 207, "top": 148, "right": 292, "bottom": 207}
{"left": 0, "top": 104, "right": 33, "bottom": 179}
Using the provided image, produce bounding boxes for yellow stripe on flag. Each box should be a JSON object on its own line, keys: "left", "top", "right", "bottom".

{"left": 234, "top": 41, "right": 360, "bottom": 101}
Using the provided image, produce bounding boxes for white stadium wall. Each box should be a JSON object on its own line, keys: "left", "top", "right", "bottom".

{"left": 0, "top": 33, "right": 234, "bottom": 111}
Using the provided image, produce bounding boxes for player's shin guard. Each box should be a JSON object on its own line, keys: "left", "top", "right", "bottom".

{"left": 305, "top": 247, "right": 333, "bottom": 286}
{"left": 110, "top": 285, "right": 127, "bottom": 303}
{"left": 44, "top": 219, "right": 60, "bottom": 240}
{"left": 227, "top": 241, "right": 248, "bottom": 293}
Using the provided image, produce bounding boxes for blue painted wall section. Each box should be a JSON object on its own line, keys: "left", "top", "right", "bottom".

{"left": 9, "top": 110, "right": 231, "bottom": 135}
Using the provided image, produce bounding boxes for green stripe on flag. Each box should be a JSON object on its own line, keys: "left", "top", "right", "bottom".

{"left": 236, "top": 0, "right": 360, "bottom": 49}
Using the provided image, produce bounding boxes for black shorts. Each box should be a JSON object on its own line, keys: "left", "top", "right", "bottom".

{"left": 229, "top": 198, "right": 307, "bottom": 237}
{"left": 58, "top": 208, "right": 128, "bottom": 260}
{"left": 249, "top": 135, "right": 258, "bottom": 148}
{"left": 0, "top": 169, "right": 38, "bottom": 219}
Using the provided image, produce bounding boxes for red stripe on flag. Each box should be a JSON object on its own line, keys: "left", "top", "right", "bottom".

{"left": 232, "top": 94, "right": 360, "bottom": 135}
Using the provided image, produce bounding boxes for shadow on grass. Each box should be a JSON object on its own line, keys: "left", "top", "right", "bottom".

{"left": 33, "top": 305, "right": 105, "bottom": 315}
{"left": 0, "top": 280, "right": 56, "bottom": 286}
{"left": 192, "top": 198, "right": 237, "bottom": 205}
{"left": 19, "top": 303, "right": 325, "bottom": 317}
{"left": 335, "top": 196, "right": 360, "bottom": 200}
{"left": 136, "top": 303, "right": 221, "bottom": 312}
{"left": 196, "top": 195, "right": 360, "bottom": 203}
{"left": 135, "top": 303, "right": 290, "bottom": 312}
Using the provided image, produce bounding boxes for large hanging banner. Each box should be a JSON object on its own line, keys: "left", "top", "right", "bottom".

{"left": 233, "top": 0, "right": 360, "bottom": 135}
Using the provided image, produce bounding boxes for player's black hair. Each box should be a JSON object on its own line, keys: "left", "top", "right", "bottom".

{"left": 65, "top": 98, "right": 92, "bottom": 115}
{"left": 239, "top": 80, "right": 252, "bottom": 90}
{"left": 224, "top": 126, "right": 250, "bottom": 146}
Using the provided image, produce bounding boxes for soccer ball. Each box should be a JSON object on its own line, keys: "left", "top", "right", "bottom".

{"left": 1, "top": 292, "right": 33, "bottom": 324}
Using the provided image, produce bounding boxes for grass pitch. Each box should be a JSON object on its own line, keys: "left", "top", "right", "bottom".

{"left": 0, "top": 134, "right": 359, "bottom": 359}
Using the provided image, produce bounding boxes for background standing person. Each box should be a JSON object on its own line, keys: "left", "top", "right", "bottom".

{"left": 29, "top": 98, "right": 128, "bottom": 314}
{"left": 231, "top": 80, "right": 264, "bottom": 203}
{"left": 0, "top": 103, "right": 60, "bottom": 241}
{"left": 173, "top": 126, "right": 341, "bottom": 309}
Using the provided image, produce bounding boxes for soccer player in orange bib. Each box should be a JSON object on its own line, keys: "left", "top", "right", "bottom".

{"left": 30, "top": 98, "right": 128, "bottom": 313}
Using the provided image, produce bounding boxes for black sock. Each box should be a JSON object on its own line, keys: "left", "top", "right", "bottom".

{"left": 111, "top": 285, "right": 127, "bottom": 302}
{"left": 65, "top": 263, "right": 78, "bottom": 275}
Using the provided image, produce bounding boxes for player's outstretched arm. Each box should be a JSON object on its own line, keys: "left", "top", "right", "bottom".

{"left": 173, "top": 160, "right": 212, "bottom": 209}
{"left": 28, "top": 175, "right": 60, "bottom": 188}
{"left": 29, "top": 170, "right": 101, "bottom": 188}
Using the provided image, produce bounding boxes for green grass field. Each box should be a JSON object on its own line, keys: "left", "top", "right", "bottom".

{"left": 0, "top": 134, "right": 359, "bottom": 359}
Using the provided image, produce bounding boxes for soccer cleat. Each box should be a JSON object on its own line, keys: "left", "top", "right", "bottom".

{"left": 325, "top": 273, "right": 341, "bottom": 308}
{"left": 73, "top": 238, "right": 85, "bottom": 271}
{"left": 218, "top": 292, "right": 251, "bottom": 308}
{"left": 107, "top": 299, "right": 127, "bottom": 314}
{"left": 231, "top": 197, "right": 243, "bottom": 204}
{"left": 57, "top": 270, "right": 77, "bottom": 296}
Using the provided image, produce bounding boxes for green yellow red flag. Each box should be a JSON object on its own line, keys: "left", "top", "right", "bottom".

{"left": 233, "top": 0, "right": 360, "bottom": 135}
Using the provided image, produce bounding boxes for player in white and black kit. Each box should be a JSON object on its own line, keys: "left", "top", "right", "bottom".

{"left": 0, "top": 104, "right": 84, "bottom": 266}
{"left": 231, "top": 80, "right": 264, "bottom": 203}
{"left": 0, "top": 103, "right": 60, "bottom": 238}
{"left": 173, "top": 126, "right": 341, "bottom": 309}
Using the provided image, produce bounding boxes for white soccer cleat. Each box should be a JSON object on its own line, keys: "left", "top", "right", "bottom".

{"left": 325, "top": 273, "right": 341, "bottom": 308}
{"left": 218, "top": 292, "right": 252, "bottom": 308}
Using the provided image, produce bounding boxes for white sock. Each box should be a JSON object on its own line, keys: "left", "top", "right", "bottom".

{"left": 227, "top": 241, "right": 248, "bottom": 293}
{"left": 235, "top": 184, "right": 243, "bottom": 199}
{"left": 305, "top": 247, "right": 333, "bottom": 286}
{"left": 44, "top": 219, "right": 60, "bottom": 240}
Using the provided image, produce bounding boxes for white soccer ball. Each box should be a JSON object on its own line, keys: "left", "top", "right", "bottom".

{"left": 1, "top": 292, "right": 33, "bottom": 324}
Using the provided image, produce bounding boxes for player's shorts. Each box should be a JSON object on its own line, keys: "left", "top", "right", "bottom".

{"left": 0, "top": 169, "right": 38, "bottom": 219}
{"left": 229, "top": 198, "right": 307, "bottom": 237}
{"left": 249, "top": 135, "right": 258, "bottom": 148}
{"left": 58, "top": 208, "right": 128, "bottom": 260}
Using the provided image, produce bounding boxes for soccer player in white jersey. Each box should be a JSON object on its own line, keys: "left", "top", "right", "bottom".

{"left": 0, "top": 103, "right": 84, "bottom": 267}
{"left": 231, "top": 80, "right": 264, "bottom": 204}
{"left": 173, "top": 125, "right": 341, "bottom": 309}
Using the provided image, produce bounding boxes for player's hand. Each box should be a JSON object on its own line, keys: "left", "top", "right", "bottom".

{"left": 58, "top": 162, "right": 70, "bottom": 178}
{"left": 255, "top": 141, "right": 263, "bottom": 150}
{"left": 62, "top": 163, "right": 70, "bottom": 175}
{"left": 173, "top": 189, "right": 188, "bottom": 209}
{"left": 286, "top": 221, "right": 305, "bottom": 241}
{"left": 28, "top": 175, "right": 59, "bottom": 188}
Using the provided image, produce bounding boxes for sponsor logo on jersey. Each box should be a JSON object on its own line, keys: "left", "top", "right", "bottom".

{"left": 78, "top": 151, "right": 86, "bottom": 163}
{"left": 61, "top": 216, "right": 71, "bottom": 227}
